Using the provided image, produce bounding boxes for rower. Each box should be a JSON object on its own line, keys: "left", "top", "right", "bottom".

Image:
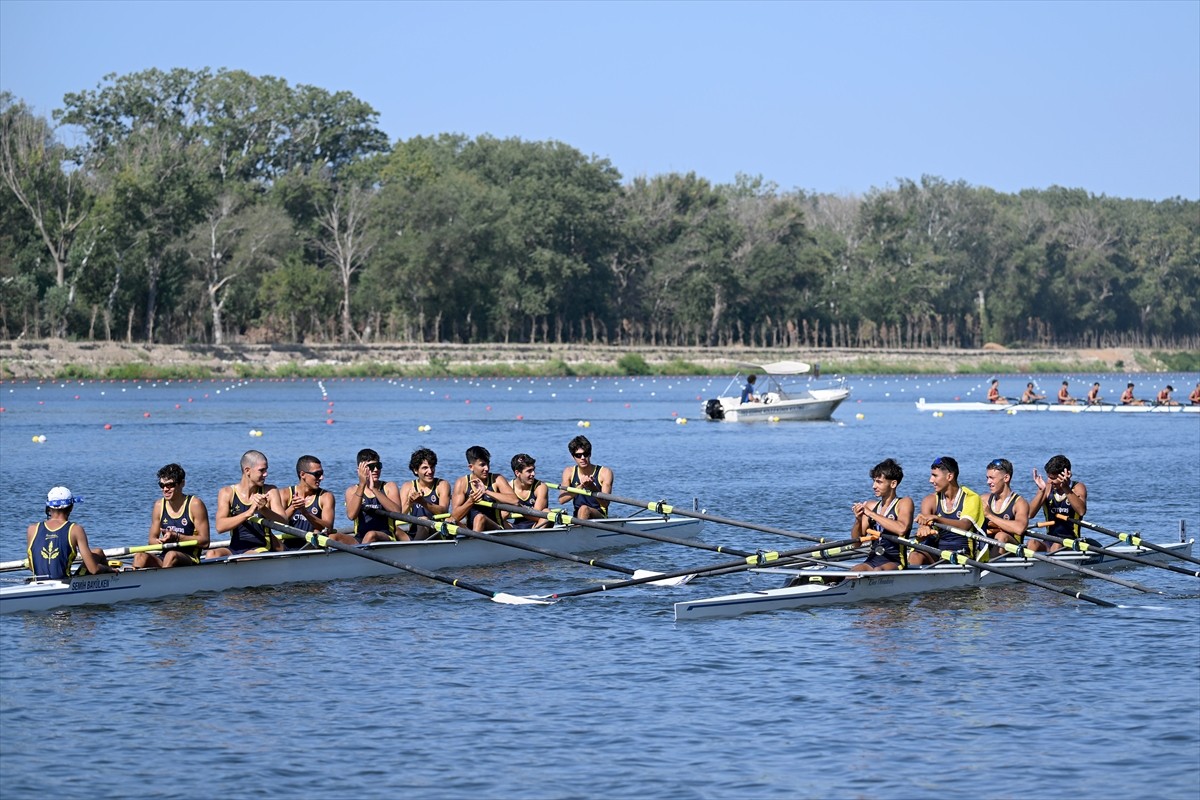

{"left": 1027, "top": 454, "right": 1087, "bottom": 553}
{"left": 279, "top": 455, "right": 336, "bottom": 547}
{"left": 909, "top": 456, "right": 984, "bottom": 566}
{"left": 1120, "top": 382, "right": 1145, "bottom": 405}
{"left": 399, "top": 447, "right": 450, "bottom": 540}
{"left": 26, "top": 486, "right": 115, "bottom": 579}
{"left": 509, "top": 453, "right": 549, "bottom": 529}
{"left": 1020, "top": 382, "right": 1046, "bottom": 404}
{"left": 1191, "top": 382, "right": 1200, "bottom": 405}
{"left": 209, "top": 450, "right": 289, "bottom": 557}
{"left": 132, "top": 463, "right": 211, "bottom": 568}
{"left": 450, "top": 446, "right": 518, "bottom": 531}
{"left": 981, "top": 458, "right": 1029, "bottom": 558}
{"left": 1156, "top": 385, "right": 1179, "bottom": 406}
{"left": 345, "top": 448, "right": 406, "bottom": 543}
{"left": 986, "top": 379, "right": 1008, "bottom": 404}
{"left": 849, "top": 458, "right": 913, "bottom": 571}
{"left": 558, "top": 435, "right": 613, "bottom": 520}
{"left": 1057, "top": 380, "right": 1077, "bottom": 405}
{"left": 1086, "top": 382, "right": 1103, "bottom": 405}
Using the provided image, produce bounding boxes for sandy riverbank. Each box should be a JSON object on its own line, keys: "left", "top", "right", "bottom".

{"left": 0, "top": 339, "right": 1180, "bottom": 380}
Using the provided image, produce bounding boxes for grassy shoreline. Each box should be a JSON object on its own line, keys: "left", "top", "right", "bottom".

{"left": 2, "top": 340, "right": 1196, "bottom": 380}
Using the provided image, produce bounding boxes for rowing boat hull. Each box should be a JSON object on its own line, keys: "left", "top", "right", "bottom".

{"left": 0, "top": 516, "right": 701, "bottom": 614}
{"left": 916, "top": 398, "right": 1199, "bottom": 414}
{"left": 673, "top": 540, "right": 1195, "bottom": 620}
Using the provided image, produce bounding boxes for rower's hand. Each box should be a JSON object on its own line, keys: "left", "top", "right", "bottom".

{"left": 1032, "top": 469, "right": 1046, "bottom": 491}
{"left": 852, "top": 501, "right": 867, "bottom": 517}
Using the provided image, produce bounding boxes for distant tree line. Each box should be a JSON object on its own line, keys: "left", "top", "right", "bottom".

{"left": 2, "top": 68, "right": 1197, "bottom": 350}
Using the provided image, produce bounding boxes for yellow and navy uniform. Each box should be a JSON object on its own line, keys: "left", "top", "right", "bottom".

{"left": 863, "top": 498, "right": 904, "bottom": 568}
{"left": 353, "top": 490, "right": 396, "bottom": 542}
{"left": 569, "top": 465, "right": 607, "bottom": 518}
{"left": 229, "top": 490, "right": 271, "bottom": 554}
{"left": 932, "top": 486, "right": 984, "bottom": 557}
{"left": 984, "top": 492, "right": 1024, "bottom": 545}
{"left": 463, "top": 474, "right": 504, "bottom": 527}
{"left": 1043, "top": 483, "right": 1081, "bottom": 540}
{"left": 27, "top": 520, "right": 79, "bottom": 580}
{"left": 407, "top": 479, "right": 442, "bottom": 535}
{"left": 511, "top": 480, "right": 541, "bottom": 530}
{"left": 159, "top": 495, "right": 201, "bottom": 563}
{"left": 279, "top": 486, "right": 325, "bottom": 550}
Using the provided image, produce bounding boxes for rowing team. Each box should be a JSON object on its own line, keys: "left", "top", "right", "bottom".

{"left": 847, "top": 453, "right": 1085, "bottom": 572}
{"left": 988, "top": 379, "right": 1199, "bottom": 406}
{"left": 24, "top": 435, "right": 615, "bottom": 582}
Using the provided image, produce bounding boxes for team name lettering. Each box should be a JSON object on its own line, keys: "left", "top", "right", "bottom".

{"left": 71, "top": 578, "right": 111, "bottom": 591}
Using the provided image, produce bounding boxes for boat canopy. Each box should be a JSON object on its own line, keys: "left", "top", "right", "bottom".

{"left": 736, "top": 360, "right": 811, "bottom": 376}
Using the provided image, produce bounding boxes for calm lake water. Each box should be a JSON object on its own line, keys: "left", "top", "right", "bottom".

{"left": 2, "top": 371, "right": 1198, "bottom": 799}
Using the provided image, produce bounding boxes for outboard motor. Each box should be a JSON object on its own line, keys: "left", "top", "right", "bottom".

{"left": 705, "top": 398, "right": 725, "bottom": 420}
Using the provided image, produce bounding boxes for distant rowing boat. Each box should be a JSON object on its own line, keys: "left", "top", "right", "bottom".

{"left": 673, "top": 539, "right": 1194, "bottom": 621}
{"left": 0, "top": 516, "right": 701, "bottom": 614}
{"left": 916, "top": 398, "right": 1199, "bottom": 414}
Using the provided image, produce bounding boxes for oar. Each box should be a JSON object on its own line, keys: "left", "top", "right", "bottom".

{"left": 546, "top": 483, "right": 825, "bottom": 544}
{"left": 938, "top": 523, "right": 1160, "bottom": 594}
{"left": 376, "top": 507, "right": 690, "bottom": 586}
{"left": 481, "top": 500, "right": 825, "bottom": 560}
{"left": 0, "top": 538, "right": 233, "bottom": 572}
{"left": 258, "top": 520, "right": 546, "bottom": 605}
{"left": 1060, "top": 515, "right": 1200, "bottom": 567}
{"left": 532, "top": 538, "right": 863, "bottom": 600}
{"left": 881, "top": 532, "right": 1116, "bottom": 607}
{"left": 1029, "top": 523, "right": 1200, "bottom": 579}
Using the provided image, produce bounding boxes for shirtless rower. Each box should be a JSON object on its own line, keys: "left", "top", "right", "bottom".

{"left": 345, "top": 448, "right": 406, "bottom": 543}
{"left": 1156, "top": 385, "right": 1180, "bottom": 406}
{"left": 1120, "top": 382, "right": 1146, "bottom": 406}
{"left": 279, "top": 455, "right": 336, "bottom": 546}
{"left": 132, "top": 463, "right": 211, "bottom": 568}
{"left": 450, "top": 446, "right": 519, "bottom": 531}
{"left": 26, "top": 486, "right": 115, "bottom": 579}
{"left": 849, "top": 458, "right": 914, "bottom": 571}
{"left": 558, "top": 435, "right": 613, "bottom": 520}
{"left": 1057, "top": 380, "right": 1078, "bottom": 405}
{"left": 1027, "top": 454, "right": 1087, "bottom": 553}
{"left": 1086, "top": 382, "right": 1103, "bottom": 405}
{"left": 909, "top": 456, "right": 985, "bottom": 566}
{"left": 208, "top": 450, "right": 288, "bottom": 557}
{"left": 509, "top": 453, "right": 550, "bottom": 529}
{"left": 399, "top": 448, "right": 451, "bottom": 540}
{"left": 981, "top": 458, "right": 1029, "bottom": 558}
{"left": 986, "top": 380, "right": 1008, "bottom": 404}
{"left": 1020, "top": 382, "right": 1046, "bottom": 404}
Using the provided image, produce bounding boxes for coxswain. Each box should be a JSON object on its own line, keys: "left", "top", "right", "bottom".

{"left": 1027, "top": 454, "right": 1087, "bottom": 553}
{"left": 208, "top": 450, "right": 288, "bottom": 557}
{"left": 909, "top": 456, "right": 985, "bottom": 566}
{"left": 558, "top": 435, "right": 613, "bottom": 520}
{"left": 133, "top": 463, "right": 210, "bottom": 568}
{"left": 26, "top": 486, "right": 115, "bottom": 579}
{"left": 849, "top": 458, "right": 913, "bottom": 571}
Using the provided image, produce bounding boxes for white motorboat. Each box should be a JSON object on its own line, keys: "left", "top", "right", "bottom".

{"left": 704, "top": 361, "right": 850, "bottom": 422}
{"left": 673, "top": 539, "right": 1195, "bottom": 620}
{"left": 0, "top": 515, "right": 701, "bottom": 614}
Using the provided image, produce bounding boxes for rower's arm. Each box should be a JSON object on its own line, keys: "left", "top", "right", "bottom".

{"left": 214, "top": 487, "right": 240, "bottom": 534}
{"left": 449, "top": 477, "right": 471, "bottom": 524}
{"left": 596, "top": 468, "right": 613, "bottom": 513}
{"left": 191, "top": 498, "right": 212, "bottom": 548}
{"left": 557, "top": 468, "right": 573, "bottom": 504}
{"left": 375, "top": 482, "right": 403, "bottom": 514}
{"left": 148, "top": 499, "right": 164, "bottom": 545}
{"left": 487, "top": 476, "right": 520, "bottom": 505}
{"left": 308, "top": 492, "right": 335, "bottom": 532}
{"left": 870, "top": 497, "right": 914, "bottom": 537}
{"left": 1066, "top": 482, "right": 1087, "bottom": 518}
{"left": 984, "top": 497, "right": 1030, "bottom": 536}
{"left": 345, "top": 485, "right": 364, "bottom": 522}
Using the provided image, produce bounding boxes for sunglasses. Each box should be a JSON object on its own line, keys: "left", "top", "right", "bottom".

{"left": 987, "top": 459, "right": 1006, "bottom": 470}
{"left": 159, "top": 481, "right": 177, "bottom": 490}
{"left": 365, "top": 462, "right": 383, "bottom": 471}
{"left": 931, "top": 458, "right": 946, "bottom": 469}
{"left": 573, "top": 451, "right": 589, "bottom": 458}
{"left": 303, "top": 470, "right": 325, "bottom": 479}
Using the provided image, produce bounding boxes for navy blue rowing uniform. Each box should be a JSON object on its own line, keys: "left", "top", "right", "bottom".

{"left": 569, "top": 465, "right": 607, "bottom": 518}
{"left": 511, "top": 480, "right": 541, "bottom": 529}
{"left": 159, "top": 495, "right": 202, "bottom": 563}
{"left": 1042, "top": 483, "right": 1081, "bottom": 540}
{"left": 27, "top": 520, "right": 79, "bottom": 579}
{"left": 353, "top": 490, "right": 396, "bottom": 543}
{"left": 228, "top": 490, "right": 272, "bottom": 554}
{"left": 863, "top": 498, "right": 904, "bottom": 568}
{"left": 463, "top": 473, "right": 504, "bottom": 528}
{"left": 984, "top": 491, "right": 1024, "bottom": 545}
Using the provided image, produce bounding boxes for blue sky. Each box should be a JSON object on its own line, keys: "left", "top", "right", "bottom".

{"left": 2, "top": 0, "right": 1197, "bottom": 200}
